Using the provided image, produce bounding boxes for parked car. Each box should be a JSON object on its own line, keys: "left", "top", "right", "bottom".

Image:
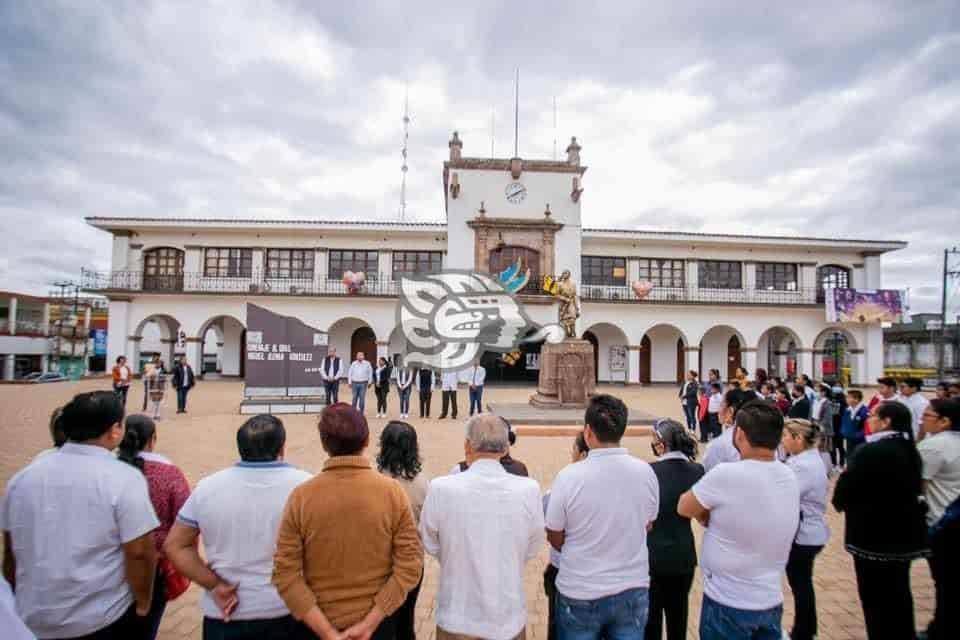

{"left": 31, "top": 372, "right": 68, "bottom": 383}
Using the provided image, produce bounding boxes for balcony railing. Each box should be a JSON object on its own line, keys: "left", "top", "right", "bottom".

{"left": 81, "top": 269, "right": 822, "bottom": 306}
{"left": 580, "top": 284, "right": 821, "bottom": 305}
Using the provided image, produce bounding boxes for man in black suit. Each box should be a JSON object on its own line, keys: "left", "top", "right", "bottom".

{"left": 171, "top": 355, "right": 195, "bottom": 414}
{"left": 320, "top": 347, "right": 343, "bottom": 404}
{"left": 679, "top": 371, "right": 699, "bottom": 432}
{"left": 417, "top": 367, "right": 435, "bottom": 418}
{"left": 787, "top": 385, "right": 811, "bottom": 419}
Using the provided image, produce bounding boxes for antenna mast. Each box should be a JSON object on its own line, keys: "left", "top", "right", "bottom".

{"left": 399, "top": 84, "right": 410, "bottom": 221}
{"left": 513, "top": 68, "right": 519, "bottom": 158}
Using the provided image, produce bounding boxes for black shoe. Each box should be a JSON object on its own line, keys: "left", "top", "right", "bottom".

{"left": 438, "top": 414, "right": 447, "bottom": 419}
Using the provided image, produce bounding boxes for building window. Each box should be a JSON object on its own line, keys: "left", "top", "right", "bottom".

{"left": 143, "top": 247, "right": 184, "bottom": 276}
{"left": 638, "top": 258, "right": 685, "bottom": 288}
{"left": 266, "top": 249, "right": 314, "bottom": 280}
{"left": 756, "top": 263, "right": 797, "bottom": 291}
{"left": 581, "top": 256, "right": 627, "bottom": 286}
{"left": 392, "top": 251, "right": 442, "bottom": 280}
{"left": 698, "top": 260, "right": 742, "bottom": 289}
{"left": 817, "top": 264, "right": 851, "bottom": 302}
{"left": 204, "top": 248, "right": 253, "bottom": 278}
{"left": 329, "top": 250, "right": 379, "bottom": 280}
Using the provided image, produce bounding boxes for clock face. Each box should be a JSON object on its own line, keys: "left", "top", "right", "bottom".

{"left": 505, "top": 181, "right": 527, "bottom": 204}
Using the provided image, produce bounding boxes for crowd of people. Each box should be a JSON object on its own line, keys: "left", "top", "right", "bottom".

{"left": 1, "top": 369, "right": 959, "bottom": 640}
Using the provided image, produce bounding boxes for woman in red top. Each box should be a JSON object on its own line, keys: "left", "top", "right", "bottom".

{"left": 117, "top": 414, "right": 191, "bottom": 640}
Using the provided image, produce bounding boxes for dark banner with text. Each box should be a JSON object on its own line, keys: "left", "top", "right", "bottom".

{"left": 245, "top": 303, "right": 328, "bottom": 398}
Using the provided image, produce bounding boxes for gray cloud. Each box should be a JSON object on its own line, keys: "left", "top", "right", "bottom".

{"left": 0, "top": 0, "right": 958, "bottom": 315}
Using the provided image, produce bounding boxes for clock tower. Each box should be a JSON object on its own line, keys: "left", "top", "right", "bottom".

{"left": 442, "top": 131, "right": 586, "bottom": 289}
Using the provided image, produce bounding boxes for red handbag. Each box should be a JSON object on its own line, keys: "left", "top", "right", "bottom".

{"left": 159, "top": 556, "right": 191, "bottom": 601}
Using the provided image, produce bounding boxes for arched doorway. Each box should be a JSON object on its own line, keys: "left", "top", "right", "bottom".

{"left": 583, "top": 331, "right": 599, "bottom": 383}
{"left": 642, "top": 324, "right": 688, "bottom": 384}
{"left": 727, "top": 335, "right": 742, "bottom": 380}
{"left": 143, "top": 247, "right": 185, "bottom": 292}
{"left": 815, "top": 328, "right": 858, "bottom": 384}
{"left": 198, "top": 315, "right": 246, "bottom": 377}
{"left": 350, "top": 327, "right": 377, "bottom": 365}
{"left": 639, "top": 335, "right": 651, "bottom": 384}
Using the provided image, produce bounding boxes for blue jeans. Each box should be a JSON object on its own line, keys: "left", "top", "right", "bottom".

{"left": 556, "top": 587, "right": 649, "bottom": 640}
{"left": 682, "top": 401, "right": 697, "bottom": 430}
{"left": 351, "top": 382, "right": 367, "bottom": 413}
{"left": 469, "top": 385, "right": 484, "bottom": 415}
{"left": 176, "top": 386, "right": 189, "bottom": 412}
{"left": 699, "top": 595, "right": 782, "bottom": 640}
{"left": 398, "top": 386, "right": 411, "bottom": 414}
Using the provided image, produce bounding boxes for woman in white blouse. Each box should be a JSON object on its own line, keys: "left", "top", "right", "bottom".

{"left": 781, "top": 418, "right": 830, "bottom": 640}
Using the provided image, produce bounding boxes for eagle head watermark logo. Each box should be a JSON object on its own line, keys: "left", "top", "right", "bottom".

{"left": 397, "top": 267, "right": 565, "bottom": 372}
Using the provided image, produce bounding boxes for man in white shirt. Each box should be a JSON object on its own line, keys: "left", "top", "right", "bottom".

{"left": 900, "top": 377, "right": 930, "bottom": 440}
{"left": 165, "top": 414, "right": 312, "bottom": 639}
{"left": 1, "top": 391, "right": 159, "bottom": 639}
{"left": 320, "top": 347, "right": 343, "bottom": 404}
{"left": 467, "top": 359, "right": 487, "bottom": 416}
{"left": 1, "top": 577, "right": 34, "bottom": 640}
{"left": 438, "top": 369, "right": 460, "bottom": 419}
{"left": 420, "top": 414, "right": 544, "bottom": 640}
{"left": 347, "top": 351, "right": 374, "bottom": 414}
{"left": 546, "top": 394, "right": 660, "bottom": 638}
{"left": 679, "top": 400, "right": 800, "bottom": 640}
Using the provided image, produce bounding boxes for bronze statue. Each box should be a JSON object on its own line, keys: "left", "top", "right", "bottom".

{"left": 556, "top": 270, "right": 580, "bottom": 338}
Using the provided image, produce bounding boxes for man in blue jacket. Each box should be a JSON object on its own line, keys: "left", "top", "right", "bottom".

{"left": 840, "top": 389, "right": 868, "bottom": 463}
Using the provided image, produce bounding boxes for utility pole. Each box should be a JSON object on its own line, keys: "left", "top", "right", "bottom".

{"left": 939, "top": 247, "right": 960, "bottom": 379}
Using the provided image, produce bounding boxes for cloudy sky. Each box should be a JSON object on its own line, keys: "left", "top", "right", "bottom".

{"left": 1, "top": 0, "right": 958, "bottom": 313}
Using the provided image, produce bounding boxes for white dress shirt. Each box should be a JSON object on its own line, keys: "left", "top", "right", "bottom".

{"left": 420, "top": 459, "right": 544, "bottom": 640}
{"left": 176, "top": 462, "right": 312, "bottom": 621}
{"left": 440, "top": 371, "right": 460, "bottom": 391}
{"left": 321, "top": 356, "right": 342, "bottom": 381}
{"left": 545, "top": 448, "right": 659, "bottom": 600}
{"left": 1, "top": 444, "right": 160, "bottom": 638}
{"left": 347, "top": 359, "right": 374, "bottom": 383}
{"left": 396, "top": 368, "right": 413, "bottom": 389}
{"left": 702, "top": 426, "right": 740, "bottom": 472}
{"left": 901, "top": 392, "right": 930, "bottom": 440}
{"left": 468, "top": 365, "right": 486, "bottom": 387}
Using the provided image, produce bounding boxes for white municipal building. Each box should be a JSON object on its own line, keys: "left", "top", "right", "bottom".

{"left": 84, "top": 133, "right": 905, "bottom": 387}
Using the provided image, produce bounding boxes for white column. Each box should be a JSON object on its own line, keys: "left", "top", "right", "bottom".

{"left": 851, "top": 349, "right": 867, "bottom": 385}
{"left": 685, "top": 347, "right": 701, "bottom": 379}
{"left": 184, "top": 338, "right": 204, "bottom": 373}
{"left": 377, "top": 252, "right": 392, "bottom": 281}
{"left": 8, "top": 297, "right": 17, "bottom": 335}
{"left": 742, "top": 348, "right": 758, "bottom": 378}
{"left": 107, "top": 300, "right": 130, "bottom": 367}
{"left": 183, "top": 247, "right": 202, "bottom": 291}
{"left": 864, "top": 325, "right": 884, "bottom": 382}
{"left": 852, "top": 264, "right": 866, "bottom": 288}
{"left": 864, "top": 255, "right": 882, "bottom": 289}
{"left": 800, "top": 264, "right": 817, "bottom": 303}
{"left": 112, "top": 235, "right": 131, "bottom": 271}
{"left": 128, "top": 337, "right": 142, "bottom": 372}
{"left": 3, "top": 354, "right": 14, "bottom": 380}
{"left": 160, "top": 339, "right": 177, "bottom": 369}
{"left": 216, "top": 342, "right": 224, "bottom": 372}
{"left": 314, "top": 249, "right": 327, "bottom": 292}
{"left": 627, "top": 259, "right": 640, "bottom": 283}
{"left": 40, "top": 354, "right": 49, "bottom": 372}
{"left": 798, "top": 348, "right": 814, "bottom": 378}
{"left": 222, "top": 321, "right": 244, "bottom": 376}
{"left": 42, "top": 303, "right": 51, "bottom": 336}
{"left": 687, "top": 261, "right": 699, "bottom": 300}
{"left": 744, "top": 263, "right": 757, "bottom": 302}
{"left": 626, "top": 346, "right": 641, "bottom": 384}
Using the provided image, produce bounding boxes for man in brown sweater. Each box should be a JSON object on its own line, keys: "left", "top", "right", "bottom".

{"left": 272, "top": 403, "right": 423, "bottom": 639}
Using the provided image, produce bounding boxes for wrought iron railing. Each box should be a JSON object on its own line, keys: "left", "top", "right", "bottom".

{"left": 81, "top": 269, "right": 821, "bottom": 306}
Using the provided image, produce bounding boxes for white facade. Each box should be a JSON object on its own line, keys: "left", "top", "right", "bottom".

{"left": 84, "top": 133, "right": 905, "bottom": 386}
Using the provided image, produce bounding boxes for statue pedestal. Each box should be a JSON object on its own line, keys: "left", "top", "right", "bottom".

{"left": 530, "top": 339, "right": 596, "bottom": 409}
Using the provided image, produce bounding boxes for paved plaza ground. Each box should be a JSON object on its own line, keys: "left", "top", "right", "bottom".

{"left": 0, "top": 379, "right": 935, "bottom": 640}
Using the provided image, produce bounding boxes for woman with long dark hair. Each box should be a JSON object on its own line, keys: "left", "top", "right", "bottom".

{"left": 376, "top": 421, "right": 428, "bottom": 640}
{"left": 833, "top": 401, "right": 929, "bottom": 639}
{"left": 781, "top": 418, "right": 830, "bottom": 640}
{"left": 646, "top": 418, "right": 704, "bottom": 640}
{"left": 117, "top": 415, "right": 191, "bottom": 640}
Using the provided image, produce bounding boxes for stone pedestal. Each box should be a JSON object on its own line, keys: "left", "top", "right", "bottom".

{"left": 530, "top": 339, "right": 596, "bottom": 409}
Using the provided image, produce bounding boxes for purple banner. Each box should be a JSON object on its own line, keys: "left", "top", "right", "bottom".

{"left": 826, "top": 288, "right": 903, "bottom": 324}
